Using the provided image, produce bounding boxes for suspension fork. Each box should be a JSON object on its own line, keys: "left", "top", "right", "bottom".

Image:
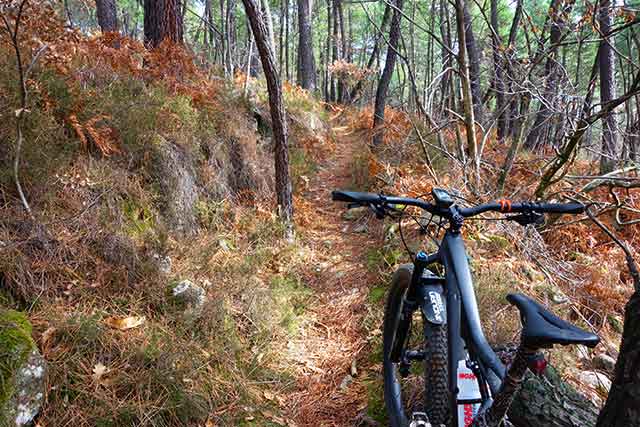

{"left": 390, "top": 251, "right": 437, "bottom": 362}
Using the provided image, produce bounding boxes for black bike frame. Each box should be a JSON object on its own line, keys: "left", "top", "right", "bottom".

{"left": 414, "top": 229, "right": 507, "bottom": 426}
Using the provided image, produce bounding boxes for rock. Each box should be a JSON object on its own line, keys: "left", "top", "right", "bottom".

{"left": 339, "top": 374, "right": 353, "bottom": 391}
{"left": 593, "top": 353, "right": 616, "bottom": 373}
{"left": 355, "top": 412, "right": 380, "bottom": 427}
{"left": 170, "top": 280, "right": 207, "bottom": 319}
{"left": 152, "top": 252, "right": 172, "bottom": 275}
{"left": 1, "top": 310, "right": 46, "bottom": 427}
{"left": 607, "top": 314, "right": 624, "bottom": 334}
{"left": 151, "top": 137, "right": 199, "bottom": 236}
{"left": 550, "top": 292, "right": 569, "bottom": 304}
{"left": 342, "top": 206, "right": 368, "bottom": 221}
{"left": 576, "top": 345, "right": 591, "bottom": 364}
{"left": 579, "top": 370, "right": 612, "bottom": 393}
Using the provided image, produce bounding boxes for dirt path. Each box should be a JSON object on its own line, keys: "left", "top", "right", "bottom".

{"left": 283, "top": 123, "right": 385, "bottom": 426}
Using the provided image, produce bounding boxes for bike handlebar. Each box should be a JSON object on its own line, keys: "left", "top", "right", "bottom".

{"left": 458, "top": 201, "right": 585, "bottom": 217}
{"left": 331, "top": 190, "right": 585, "bottom": 218}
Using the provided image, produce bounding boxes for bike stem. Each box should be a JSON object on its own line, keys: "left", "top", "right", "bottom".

{"left": 470, "top": 344, "right": 541, "bottom": 427}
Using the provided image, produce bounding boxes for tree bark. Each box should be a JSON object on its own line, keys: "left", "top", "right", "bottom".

{"left": 598, "top": 0, "right": 620, "bottom": 173}
{"left": 596, "top": 288, "right": 640, "bottom": 426}
{"left": 296, "top": 0, "right": 316, "bottom": 90}
{"left": 508, "top": 366, "right": 599, "bottom": 426}
{"left": 95, "top": 0, "right": 118, "bottom": 33}
{"left": 372, "top": 0, "right": 404, "bottom": 146}
{"left": 454, "top": 0, "right": 479, "bottom": 187}
{"left": 490, "top": 0, "right": 506, "bottom": 143}
{"left": 524, "top": 0, "right": 571, "bottom": 150}
{"left": 462, "top": 1, "right": 483, "bottom": 124}
{"left": 143, "top": 0, "right": 183, "bottom": 48}
{"left": 240, "top": 0, "right": 294, "bottom": 232}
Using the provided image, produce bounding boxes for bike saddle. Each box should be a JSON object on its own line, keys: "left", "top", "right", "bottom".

{"left": 507, "top": 293, "right": 600, "bottom": 348}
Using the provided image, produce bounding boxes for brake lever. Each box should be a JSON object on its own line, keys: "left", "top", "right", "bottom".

{"left": 507, "top": 211, "right": 544, "bottom": 226}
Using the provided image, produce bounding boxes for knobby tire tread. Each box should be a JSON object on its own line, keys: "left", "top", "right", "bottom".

{"left": 383, "top": 265, "right": 450, "bottom": 427}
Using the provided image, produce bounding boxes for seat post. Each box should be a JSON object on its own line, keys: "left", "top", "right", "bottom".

{"left": 470, "top": 344, "right": 538, "bottom": 427}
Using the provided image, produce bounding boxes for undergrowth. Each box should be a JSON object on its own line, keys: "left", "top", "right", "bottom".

{"left": 0, "top": 3, "right": 330, "bottom": 426}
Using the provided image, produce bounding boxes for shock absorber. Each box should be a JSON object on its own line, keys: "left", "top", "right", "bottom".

{"left": 470, "top": 344, "right": 547, "bottom": 427}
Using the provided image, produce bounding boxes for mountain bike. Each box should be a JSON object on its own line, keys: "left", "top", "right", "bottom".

{"left": 332, "top": 188, "right": 600, "bottom": 427}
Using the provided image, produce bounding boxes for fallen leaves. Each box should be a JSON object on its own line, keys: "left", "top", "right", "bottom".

{"left": 92, "top": 363, "right": 110, "bottom": 383}
{"left": 104, "top": 315, "right": 145, "bottom": 330}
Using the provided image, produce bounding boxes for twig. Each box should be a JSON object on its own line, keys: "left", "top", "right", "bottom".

{"left": 586, "top": 207, "right": 640, "bottom": 292}
{"left": 1, "top": 0, "right": 34, "bottom": 218}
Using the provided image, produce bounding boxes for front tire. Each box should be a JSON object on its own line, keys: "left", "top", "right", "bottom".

{"left": 383, "top": 264, "right": 450, "bottom": 427}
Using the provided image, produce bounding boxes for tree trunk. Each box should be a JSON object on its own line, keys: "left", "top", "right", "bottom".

{"left": 296, "top": 0, "right": 316, "bottom": 90}
{"left": 325, "top": 0, "right": 333, "bottom": 102}
{"left": 95, "top": 0, "right": 118, "bottom": 33}
{"left": 454, "top": 0, "right": 479, "bottom": 187}
{"left": 508, "top": 365, "right": 599, "bottom": 426}
{"left": 372, "top": 0, "right": 404, "bottom": 146}
{"left": 330, "top": 0, "right": 339, "bottom": 102}
{"left": 143, "top": 0, "right": 183, "bottom": 48}
{"left": 336, "top": 0, "right": 348, "bottom": 102}
{"left": 240, "top": 0, "right": 294, "bottom": 232}
{"left": 349, "top": 4, "right": 391, "bottom": 101}
{"left": 524, "top": 0, "right": 571, "bottom": 150}
{"left": 463, "top": 1, "right": 483, "bottom": 124}
{"left": 227, "top": 0, "right": 237, "bottom": 75}
{"left": 598, "top": 0, "right": 620, "bottom": 174}
{"left": 490, "top": 0, "right": 506, "bottom": 143}
{"left": 596, "top": 289, "right": 640, "bottom": 426}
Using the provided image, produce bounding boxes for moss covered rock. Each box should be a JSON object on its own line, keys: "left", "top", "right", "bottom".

{"left": 0, "top": 310, "right": 46, "bottom": 427}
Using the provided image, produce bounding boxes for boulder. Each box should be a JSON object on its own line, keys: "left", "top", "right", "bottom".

{"left": 170, "top": 280, "right": 207, "bottom": 319}
{"left": 151, "top": 252, "right": 172, "bottom": 275}
{"left": 150, "top": 138, "right": 199, "bottom": 236}
{"left": 579, "top": 370, "right": 612, "bottom": 393}
{"left": 1, "top": 310, "right": 46, "bottom": 427}
{"left": 593, "top": 353, "right": 616, "bottom": 374}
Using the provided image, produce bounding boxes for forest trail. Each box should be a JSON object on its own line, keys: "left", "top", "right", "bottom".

{"left": 285, "top": 121, "right": 382, "bottom": 426}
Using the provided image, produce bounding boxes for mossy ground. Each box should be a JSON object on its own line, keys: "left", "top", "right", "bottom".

{"left": 0, "top": 310, "right": 36, "bottom": 423}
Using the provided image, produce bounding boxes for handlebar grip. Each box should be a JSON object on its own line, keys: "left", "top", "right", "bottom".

{"left": 332, "top": 191, "right": 354, "bottom": 202}
{"left": 537, "top": 202, "right": 585, "bottom": 214}
{"left": 331, "top": 190, "right": 383, "bottom": 204}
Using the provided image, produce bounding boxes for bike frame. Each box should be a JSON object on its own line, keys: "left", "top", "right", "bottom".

{"left": 412, "top": 228, "right": 507, "bottom": 426}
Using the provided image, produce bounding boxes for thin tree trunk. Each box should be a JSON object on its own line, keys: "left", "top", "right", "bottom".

{"left": 335, "top": 0, "right": 347, "bottom": 102}
{"left": 296, "top": 0, "right": 316, "bottom": 90}
{"left": 96, "top": 0, "right": 118, "bottom": 33}
{"left": 490, "top": 0, "right": 506, "bottom": 143}
{"left": 349, "top": 3, "right": 391, "bottom": 100}
{"left": 599, "top": 0, "right": 620, "bottom": 173}
{"left": 330, "top": 0, "right": 339, "bottom": 102}
{"left": 144, "top": 0, "right": 184, "bottom": 48}
{"left": 240, "top": 0, "right": 294, "bottom": 234}
{"left": 463, "top": 1, "right": 483, "bottom": 124}
{"left": 325, "top": 0, "right": 333, "bottom": 102}
{"left": 455, "top": 0, "right": 479, "bottom": 188}
{"left": 285, "top": 0, "right": 290, "bottom": 81}
{"left": 524, "top": 0, "right": 572, "bottom": 150}
{"left": 505, "top": 0, "right": 523, "bottom": 137}
{"left": 372, "top": 0, "right": 404, "bottom": 146}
